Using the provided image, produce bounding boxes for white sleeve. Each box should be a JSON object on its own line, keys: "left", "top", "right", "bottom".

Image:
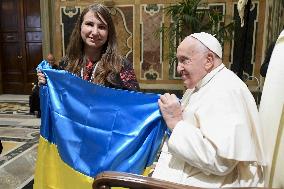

{"left": 168, "top": 120, "right": 238, "bottom": 176}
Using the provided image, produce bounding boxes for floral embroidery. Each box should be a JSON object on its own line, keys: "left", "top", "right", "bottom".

{"left": 83, "top": 59, "right": 94, "bottom": 81}
{"left": 119, "top": 61, "right": 140, "bottom": 91}
{"left": 58, "top": 57, "right": 140, "bottom": 91}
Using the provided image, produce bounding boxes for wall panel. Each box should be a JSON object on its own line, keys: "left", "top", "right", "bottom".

{"left": 53, "top": 0, "right": 266, "bottom": 93}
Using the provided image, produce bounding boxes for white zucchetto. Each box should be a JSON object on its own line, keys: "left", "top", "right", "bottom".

{"left": 190, "top": 32, "right": 223, "bottom": 59}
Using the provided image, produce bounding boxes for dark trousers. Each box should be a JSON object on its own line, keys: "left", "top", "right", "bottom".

{"left": 29, "top": 86, "right": 41, "bottom": 117}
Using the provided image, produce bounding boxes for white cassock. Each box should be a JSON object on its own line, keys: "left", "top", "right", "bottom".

{"left": 152, "top": 64, "right": 266, "bottom": 187}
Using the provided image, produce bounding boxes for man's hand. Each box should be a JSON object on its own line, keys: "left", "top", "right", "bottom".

{"left": 158, "top": 93, "right": 183, "bottom": 130}
{"left": 37, "top": 70, "right": 46, "bottom": 85}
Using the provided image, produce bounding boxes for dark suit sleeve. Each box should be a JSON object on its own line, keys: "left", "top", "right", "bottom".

{"left": 260, "top": 62, "right": 269, "bottom": 77}
{"left": 58, "top": 57, "right": 68, "bottom": 70}
{"left": 260, "top": 42, "right": 275, "bottom": 77}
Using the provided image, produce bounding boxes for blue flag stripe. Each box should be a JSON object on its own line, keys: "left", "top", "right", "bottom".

{"left": 37, "top": 61, "right": 166, "bottom": 177}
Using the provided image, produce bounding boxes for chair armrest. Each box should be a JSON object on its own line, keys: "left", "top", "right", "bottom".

{"left": 93, "top": 171, "right": 198, "bottom": 189}
{"left": 93, "top": 171, "right": 278, "bottom": 189}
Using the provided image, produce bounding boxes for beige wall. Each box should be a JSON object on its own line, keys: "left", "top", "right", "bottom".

{"left": 40, "top": 0, "right": 56, "bottom": 59}
{"left": 40, "top": 0, "right": 271, "bottom": 92}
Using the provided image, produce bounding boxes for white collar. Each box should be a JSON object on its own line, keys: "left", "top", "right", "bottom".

{"left": 195, "top": 63, "right": 225, "bottom": 91}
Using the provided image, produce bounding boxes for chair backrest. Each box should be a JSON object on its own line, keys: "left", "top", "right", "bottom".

{"left": 258, "top": 29, "right": 284, "bottom": 188}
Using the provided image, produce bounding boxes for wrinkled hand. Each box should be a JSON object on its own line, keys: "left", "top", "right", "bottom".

{"left": 37, "top": 70, "right": 46, "bottom": 85}
{"left": 158, "top": 93, "right": 183, "bottom": 130}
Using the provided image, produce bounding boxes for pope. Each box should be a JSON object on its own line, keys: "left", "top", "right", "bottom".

{"left": 152, "top": 32, "right": 266, "bottom": 188}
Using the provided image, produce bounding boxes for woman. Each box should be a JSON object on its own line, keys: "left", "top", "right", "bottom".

{"left": 38, "top": 4, "right": 139, "bottom": 91}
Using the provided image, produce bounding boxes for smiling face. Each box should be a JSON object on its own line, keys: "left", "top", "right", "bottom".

{"left": 176, "top": 37, "right": 211, "bottom": 89}
{"left": 80, "top": 11, "right": 108, "bottom": 52}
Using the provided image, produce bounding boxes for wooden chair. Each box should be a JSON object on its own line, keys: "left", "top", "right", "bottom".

{"left": 93, "top": 30, "right": 284, "bottom": 189}
{"left": 93, "top": 171, "right": 198, "bottom": 189}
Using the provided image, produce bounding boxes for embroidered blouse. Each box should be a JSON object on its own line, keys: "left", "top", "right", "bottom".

{"left": 58, "top": 58, "right": 140, "bottom": 91}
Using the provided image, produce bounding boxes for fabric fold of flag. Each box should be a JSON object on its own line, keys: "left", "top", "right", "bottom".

{"left": 34, "top": 61, "right": 166, "bottom": 189}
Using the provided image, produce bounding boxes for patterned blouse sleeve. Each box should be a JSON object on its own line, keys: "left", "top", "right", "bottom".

{"left": 119, "top": 59, "right": 140, "bottom": 91}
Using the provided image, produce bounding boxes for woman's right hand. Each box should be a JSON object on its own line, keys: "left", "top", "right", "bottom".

{"left": 37, "top": 70, "right": 46, "bottom": 85}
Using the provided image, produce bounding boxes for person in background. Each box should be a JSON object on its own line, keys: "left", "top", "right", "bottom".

{"left": 37, "top": 4, "right": 139, "bottom": 91}
{"left": 152, "top": 32, "right": 266, "bottom": 187}
{"left": 29, "top": 53, "right": 57, "bottom": 118}
{"left": 0, "top": 139, "right": 3, "bottom": 154}
{"left": 45, "top": 53, "right": 58, "bottom": 69}
{"left": 260, "top": 41, "right": 276, "bottom": 77}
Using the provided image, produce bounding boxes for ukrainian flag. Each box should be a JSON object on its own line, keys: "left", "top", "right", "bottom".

{"left": 34, "top": 61, "right": 166, "bottom": 189}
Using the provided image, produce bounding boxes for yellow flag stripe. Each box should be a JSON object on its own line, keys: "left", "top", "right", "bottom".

{"left": 34, "top": 137, "right": 93, "bottom": 189}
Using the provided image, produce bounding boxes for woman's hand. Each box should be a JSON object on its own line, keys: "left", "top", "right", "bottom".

{"left": 37, "top": 70, "right": 46, "bottom": 85}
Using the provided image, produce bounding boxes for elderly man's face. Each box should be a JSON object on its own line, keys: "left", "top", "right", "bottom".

{"left": 48, "top": 59, "right": 55, "bottom": 66}
{"left": 176, "top": 37, "right": 208, "bottom": 89}
{"left": 46, "top": 55, "right": 55, "bottom": 66}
